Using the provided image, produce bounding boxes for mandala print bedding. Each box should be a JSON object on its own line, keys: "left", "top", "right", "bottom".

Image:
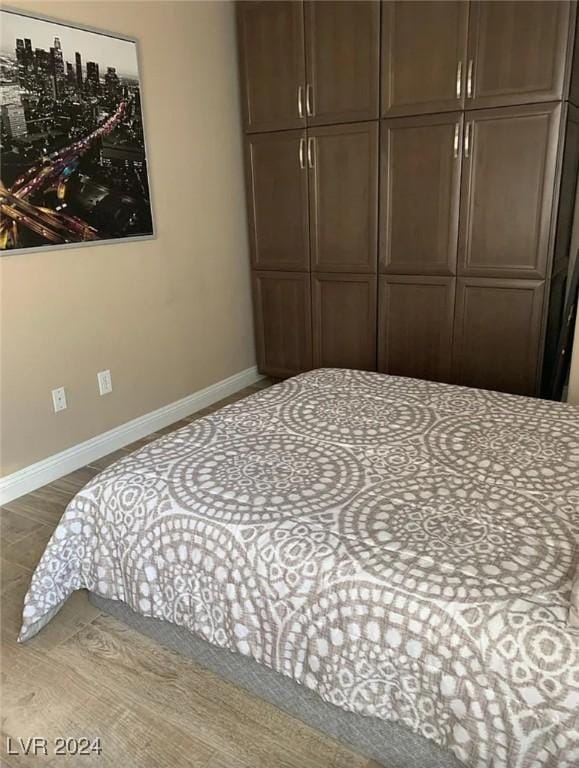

{"left": 20, "top": 369, "right": 579, "bottom": 768}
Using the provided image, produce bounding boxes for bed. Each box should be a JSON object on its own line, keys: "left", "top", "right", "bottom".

{"left": 19, "top": 369, "right": 579, "bottom": 768}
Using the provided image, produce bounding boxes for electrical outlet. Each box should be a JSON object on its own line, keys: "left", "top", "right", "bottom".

{"left": 51, "top": 387, "right": 67, "bottom": 413}
{"left": 97, "top": 369, "right": 113, "bottom": 396}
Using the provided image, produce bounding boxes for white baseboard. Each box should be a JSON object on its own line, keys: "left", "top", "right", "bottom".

{"left": 0, "top": 366, "right": 261, "bottom": 505}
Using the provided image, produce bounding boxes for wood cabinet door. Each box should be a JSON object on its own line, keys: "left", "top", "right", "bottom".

{"left": 458, "top": 103, "right": 562, "bottom": 279}
{"left": 246, "top": 130, "right": 310, "bottom": 271}
{"left": 312, "top": 274, "right": 377, "bottom": 370}
{"left": 453, "top": 278, "right": 545, "bottom": 396}
{"left": 380, "top": 113, "right": 462, "bottom": 276}
{"left": 309, "top": 122, "right": 378, "bottom": 274}
{"left": 305, "top": 1, "right": 379, "bottom": 125}
{"left": 378, "top": 276, "right": 455, "bottom": 383}
{"left": 237, "top": 1, "right": 306, "bottom": 133}
{"left": 382, "top": 1, "right": 469, "bottom": 117}
{"left": 253, "top": 271, "right": 312, "bottom": 378}
{"left": 466, "top": 1, "right": 574, "bottom": 109}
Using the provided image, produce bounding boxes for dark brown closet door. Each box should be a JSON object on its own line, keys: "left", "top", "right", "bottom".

{"left": 466, "top": 1, "right": 574, "bottom": 109}
{"left": 253, "top": 271, "right": 312, "bottom": 378}
{"left": 378, "top": 276, "right": 455, "bottom": 382}
{"left": 382, "top": 1, "right": 469, "bottom": 117}
{"left": 237, "top": 1, "right": 306, "bottom": 133}
{"left": 380, "top": 113, "right": 463, "bottom": 276}
{"left": 458, "top": 103, "right": 562, "bottom": 279}
{"left": 453, "top": 278, "right": 545, "bottom": 395}
{"left": 312, "top": 274, "right": 377, "bottom": 370}
{"left": 305, "top": 1, "right": 380, "bottom": 125}
{"left": 246, "top": 130, "right": 310, "bottom": 271}
{"left": 309, "top": 122, "right": 378, "bottom": 274}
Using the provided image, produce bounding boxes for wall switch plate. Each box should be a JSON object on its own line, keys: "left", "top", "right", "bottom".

{"left": 97, "top": 369, "right": 113, "bottom": 396}
{"left": 51, "top": 387, "right": 67, "bottom": 413}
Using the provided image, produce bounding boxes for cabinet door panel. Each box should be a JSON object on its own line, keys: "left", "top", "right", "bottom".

{"left": 380, "top": 113, "right": 462, "bottom": 276}
{"left": 312, "top": 274, "right": 377, "bottom": 370}
{"left": 378, "top": 276, "right": 455, "bottom": 382}
{"left": 305, "top": 1, "right": 379, "bottom": 125}
{"left": 382, "top": 1, "right": 468, "bottom": 116}
{"left": 459, "top": 103, "right": 561, "bottom": 279}
{"left": 237, "top": 1, "right": 306, "bottom": 133}
{"left": 310, "top": 122, "right": 378, "bottom": 273}
{"left": 246, "top": 130, "right": 310, "bottom": 271}
{"left": 253, "top": 271, "right": 312, "bottom": 378}
{"left": 467, "top": 1, "right": 573, "bottom": 109}
{"left": 453, "top": 278, "right": 545, "bottom": 396}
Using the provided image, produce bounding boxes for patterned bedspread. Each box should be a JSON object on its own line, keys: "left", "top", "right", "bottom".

{"left": 20, "top": 369, "right": 579, "bottom": 768}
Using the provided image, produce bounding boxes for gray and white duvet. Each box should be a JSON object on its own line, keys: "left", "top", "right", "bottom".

{"left": 20, "top": 369, "right": 579, "bottom": 768}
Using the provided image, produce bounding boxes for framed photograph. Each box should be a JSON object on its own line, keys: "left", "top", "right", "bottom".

{"left": 0, "top": 7, "right": 155, "bottom": 255}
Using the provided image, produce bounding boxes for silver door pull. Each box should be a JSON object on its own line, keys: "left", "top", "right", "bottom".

{"left": 466, "top": 59, "right": 473, "bottom": 98}
{"left": 453, "top": 123, "right": 460, "bottom": 158}
{"left": 306, "top": 84, "right": 314, "bottom": 117}
{"left": 298, "top": 86, "right": 304, "bottom": 118}
{"left": 307, "top": 137, "right": 315, "bottom": 168}
{"left": 299, "top": 137, "right": 306, "bottom": 169}
{"left": 456, "top": 61, "right": 462, "bottom": 99}
{"left": 464, "top": 122, "right": 472, "bottom": 158}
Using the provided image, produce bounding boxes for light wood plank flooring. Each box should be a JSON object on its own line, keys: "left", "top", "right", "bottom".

{"left": 1, "top": 382, "right": 381, "bottom": 768}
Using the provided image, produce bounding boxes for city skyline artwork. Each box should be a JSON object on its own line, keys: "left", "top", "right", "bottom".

{"left": 0, "top": 9, "right": 154, "bottom": 254}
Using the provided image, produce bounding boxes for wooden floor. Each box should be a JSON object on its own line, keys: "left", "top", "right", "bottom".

{"left": 1, "top": 382, "right": 380, "bottom": 768}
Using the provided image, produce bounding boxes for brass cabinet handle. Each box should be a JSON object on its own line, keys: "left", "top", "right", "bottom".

{"left": 299, "top": 137, "right": 306, "bottom": 169}
{"left": 464, "top": 122, "right": 472, "bottom": 158}
{"left": 466, "top": 59, "right": 473, "bottom": 98}
{"left": 307, "top": 137, "right": 315, "bottom": 168}
{"left": 306, "top": 84, "right": 314, "bottom": 117}
{"left": 456, "top": 61, "right": 462, "bottom": 99}
{"left": 453, "top": 123, "right": 460, "bottom": 158}
{"left": 297, "top": 85, "right": 304, "bottom": 118}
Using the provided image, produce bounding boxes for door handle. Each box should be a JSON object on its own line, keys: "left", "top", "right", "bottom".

{"left": 456, "top": 61, "right": 462, "bottom": 99}
{"left": 299, "top": 137, "right": 306, "bottom": 169}
{"left": 466, "top": 59, "right": 473, "bottom": 98}
{"left": 297, "top": 85, "right": 304, "bottom": 118}
{"left": 306, "top": 84, "right": 314, "bottom": 117}
{"left": 307, "top": 137, "right": 315, "bottom": 169}
{"left": 453, "top": 123, "right": 460, "bottom": 158}
{"left": 464, "top": 122, "right": 472, "bottom": 158}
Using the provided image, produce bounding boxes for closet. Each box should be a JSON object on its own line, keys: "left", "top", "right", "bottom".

{"left": 237, "top": 0, "right": 579, "bottom": 397}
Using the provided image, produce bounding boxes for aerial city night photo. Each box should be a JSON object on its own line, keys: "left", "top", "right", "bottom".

{"left": 0, "top": 10, "right": 154, "bottom": 253}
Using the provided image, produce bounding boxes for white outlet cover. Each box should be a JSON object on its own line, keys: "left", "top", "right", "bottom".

{"left": 97, "top": 369, "right": 113, "bottom": 396}
{"left": 51, "top": 387, "right": 67, "bottom": 413}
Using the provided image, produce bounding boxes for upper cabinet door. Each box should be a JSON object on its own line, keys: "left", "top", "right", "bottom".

{"left": 466, "top": 1, "right": 574, "bottom": 109}
{"left": 305, "top": 1, "right": 380, "bottom": 125}
{"left": 246, "top": 130, "right": 310, "bottom": 271}
{"left": 458, "top": 103, "right": 562, "bottom": 279}
{"left": 237, "top": 2, "right": 306, "bottom": 133}
{"left": 382, "top": 1, "right": 469, "bottom": 117}
{"left": 380, "top": 113, "right": 463, "bottom": 276}
{"left": 309, "top": 122, "right": 378, "bottom": 273}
